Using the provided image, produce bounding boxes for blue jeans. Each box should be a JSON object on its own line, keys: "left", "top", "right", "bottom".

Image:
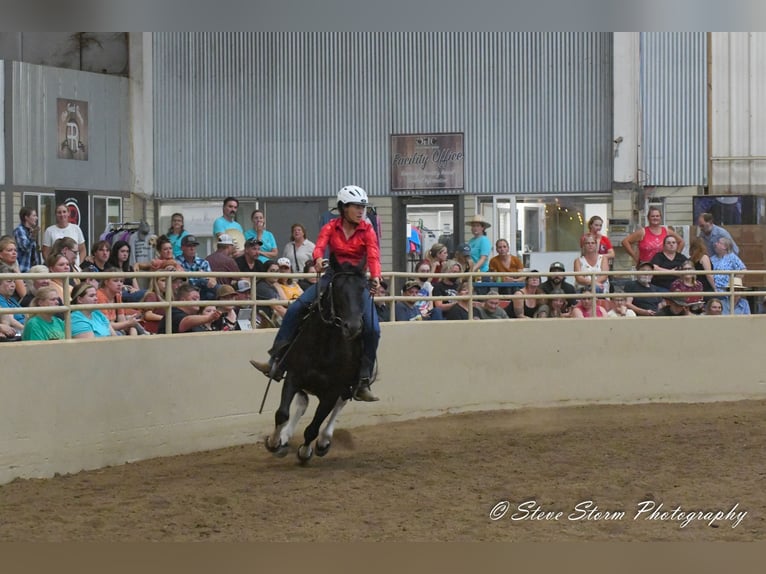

{"left": 273, "top": 273, "right": 380, "bottom": 369}
{"left": 122, "top": 288, "right": 148, "bottom": 303}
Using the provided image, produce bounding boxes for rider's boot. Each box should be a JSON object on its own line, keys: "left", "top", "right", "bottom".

{"left": 353, "top": 357, "right": 379, "bottom": 402}
{"left": 250, "top": 341, "right": 289, "bottom": 382}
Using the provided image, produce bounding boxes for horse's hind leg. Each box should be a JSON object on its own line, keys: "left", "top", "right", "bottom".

{"left": 296, "top": 395, "right": 338, "bottom": 464}
{"left": 316, "top": 397, "right": 348, "bottom": 457}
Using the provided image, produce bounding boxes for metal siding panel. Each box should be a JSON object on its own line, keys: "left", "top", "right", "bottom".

{"left": 751, "top": 33, "right": 766, "bottom": 187}
{"left": 0, "top": 61, "right": 4, "bottom": 187}
{"left": 153, "top": 33, "right": 612, "bottom": 200}
{"left": 640, "top": 33, "right": 707, "bottom": 187}
{"left": 711, "top": 32, "right": 766, "bottom": 191}
{"left": 11, "top": 62, "right": 130, "bottom": 192}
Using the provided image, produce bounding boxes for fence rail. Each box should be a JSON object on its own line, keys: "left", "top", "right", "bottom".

{"left": 1, "top": 268, "right": 764, "bottom": 339}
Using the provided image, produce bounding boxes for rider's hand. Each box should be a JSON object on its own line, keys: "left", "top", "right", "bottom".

{"left": 315, "top": 257, "right": 327, "bottom": 271}
{"left": 369, "top": 276, "right": 381, "bottom": 295}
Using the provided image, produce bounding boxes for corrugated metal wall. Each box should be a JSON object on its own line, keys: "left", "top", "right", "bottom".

{"left": 640, "top": 33, "right": 707, "bottom": 187}
{"left": 710, "top": 32, "right": 766, "bottom": 193}
{"left": 1, "top": 60, "right": 5, "bottom": 187}
{"left": 11, "top": 62, "right": 131, "bottom": 191}
{"left": 153, "top": 33, "right": 613, "bottom": 200}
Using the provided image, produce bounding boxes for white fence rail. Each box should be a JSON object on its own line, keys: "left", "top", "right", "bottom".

{"left": 1, "top": 268, "right": 764, "bottom": 338}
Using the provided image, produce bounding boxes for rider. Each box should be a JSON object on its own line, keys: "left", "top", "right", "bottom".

{"left": 250, "top": 185, "right": 382, "bottom": 402}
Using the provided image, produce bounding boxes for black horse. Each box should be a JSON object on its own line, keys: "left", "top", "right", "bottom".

{"left": 264, "top": 254, "right": 370, "bottom": 463}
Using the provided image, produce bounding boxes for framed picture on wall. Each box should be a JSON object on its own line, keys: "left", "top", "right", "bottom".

{"left": 57, "top": 98, "right": 89, "bottom": 160}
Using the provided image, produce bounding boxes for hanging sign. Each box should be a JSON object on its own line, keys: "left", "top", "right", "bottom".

{"left": 391, "top": 132, "right": 464, "bottom": 191}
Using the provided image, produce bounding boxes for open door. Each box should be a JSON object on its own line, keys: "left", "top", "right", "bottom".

{"left": 393, "top": 195, "right": 463, "bottom": 285}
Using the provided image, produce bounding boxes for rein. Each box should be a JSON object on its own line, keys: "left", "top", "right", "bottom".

{"left": 315, "top": 270, "right": 372, "bottom": 328}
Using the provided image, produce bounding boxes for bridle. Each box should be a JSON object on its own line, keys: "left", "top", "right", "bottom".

{"left": 316, "top": 270, "right": 366, "bottom": 328}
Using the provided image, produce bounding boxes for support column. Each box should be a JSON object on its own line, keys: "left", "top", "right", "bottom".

{"left": 128, "top": 32, "right": 154, "bottom": 223}
{"left": 613, "top": 32, "right": 640, "bottom": 185}
{"left": 612, "top": 33, "right": 641, "bottom": 270}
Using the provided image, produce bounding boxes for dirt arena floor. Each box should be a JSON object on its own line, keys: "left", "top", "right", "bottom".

{"left": 1, "top": 399, "right": 764, "bottom": 541}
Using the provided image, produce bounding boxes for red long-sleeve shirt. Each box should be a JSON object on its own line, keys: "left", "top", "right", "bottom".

{"left": 313, "top": 218, "right": 381, "bottom": 278}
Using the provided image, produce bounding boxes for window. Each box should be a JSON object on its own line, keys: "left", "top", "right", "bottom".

{"left": 478, "top": 195, "right": 610, "bottom": 254}
{"left": 406, "top": 203, "right": 455, "bottom": 265}
{"left": 92, "top": 196, "right": 123, "bottom": 245}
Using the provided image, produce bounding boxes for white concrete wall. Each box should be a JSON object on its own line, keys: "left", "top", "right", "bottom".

{"left": 2, "top": 317, "right": 765, "bottom": 484}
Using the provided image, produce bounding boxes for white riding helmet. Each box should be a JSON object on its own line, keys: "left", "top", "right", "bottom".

{"left": 337, "top": 185, "right": 369, "bottom": 206}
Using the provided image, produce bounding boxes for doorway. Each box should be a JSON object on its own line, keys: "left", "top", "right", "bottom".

{"left": 257, "top": 199, "right": 325, "bottom": 252}
{"left": 393, "top": 195, "right": 463, "bottom": 281}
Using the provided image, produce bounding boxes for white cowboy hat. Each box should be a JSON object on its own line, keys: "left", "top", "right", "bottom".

{"left": 466, "top": 214, "right": 491, "bottom": 229}
{"left": 731, "top": 277, "right": 748, "bottom": 290}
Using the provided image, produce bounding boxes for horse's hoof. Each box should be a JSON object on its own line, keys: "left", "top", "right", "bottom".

{"left": 297, "top": 444, "right": 313, "bottom": 464}
{"left": 316, "top": 441, "right": 331, "bottom": 457}
{"left": 264, "top": 435, "right": 279, "bottom": 453}
{"left": 265, "top": 435, "right": 289, "bottom": 457}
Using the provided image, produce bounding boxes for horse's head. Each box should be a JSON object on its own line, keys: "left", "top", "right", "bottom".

{"left": 323, "top": 254, "right": 368, "bottom": 340}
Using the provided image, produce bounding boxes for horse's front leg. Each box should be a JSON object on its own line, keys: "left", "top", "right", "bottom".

{"left": 280, "top": 390, "right": 309, "bottom": 446}
{"left": 316, "top": 396, "right": 348, "bottom": 457}
{"left": 266, "top": 378, "right": 303, "bottom": 457}
{"left": 297, "top": 394, "right": 340, "bottom": 464}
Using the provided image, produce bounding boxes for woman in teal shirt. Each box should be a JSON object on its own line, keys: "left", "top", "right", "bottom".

{"left": 244, "top": 209, "right": 278, "bottom": 264}
{"left": 466, "top": 214, "right": 492, "bottom": 273}
{"left": 166, "top": 213, "right": 190, "bottom": 258}
{"left": 70, "top": 283, "right": 117, "bottom": 338}
{"left": 21, "top": 286, "right": 65, "bottom": 341}
{"left": 467, "top": 214, "right": 492, "bottom": 294}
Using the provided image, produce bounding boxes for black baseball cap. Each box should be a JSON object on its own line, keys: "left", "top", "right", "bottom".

{"left": 245, "top": 237, "right": 264, "bottom": 247}
{"left": 181, "top": 234, "right": 200, "bottom": 246}
{"left": 549, "top": 262, "right": 565, "bottom": 272}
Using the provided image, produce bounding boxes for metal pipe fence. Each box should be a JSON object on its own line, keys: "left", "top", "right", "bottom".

{"left": 1, "top": 267, "right": 764, "bottom": 339}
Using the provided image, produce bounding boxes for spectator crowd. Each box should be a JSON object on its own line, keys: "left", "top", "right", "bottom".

{"left": 1, "top": 201, "right": 764, "bottom": 342}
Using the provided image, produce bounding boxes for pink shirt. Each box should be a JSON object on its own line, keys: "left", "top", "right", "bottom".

{"left": 638, "top": 226, "right": 668, "bottom": 263}
{"left": 573, "top": 302, "right": 607, "bottom": 318}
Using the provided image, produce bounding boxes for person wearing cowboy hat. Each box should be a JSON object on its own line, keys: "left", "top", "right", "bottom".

{"left": 466, "top": 214, "right": 492, "bottom": 275}
{"left": 466, "top": 214, "right": 492, "bottom": 296}
{"left": 211, "top": 284, "right": 241, "bottom": 331}
{"left": 721, "top": 277, "right": 751, "bottom": 315}
{"left": 656, "top": 294, "right": 691, "bottom": 316}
